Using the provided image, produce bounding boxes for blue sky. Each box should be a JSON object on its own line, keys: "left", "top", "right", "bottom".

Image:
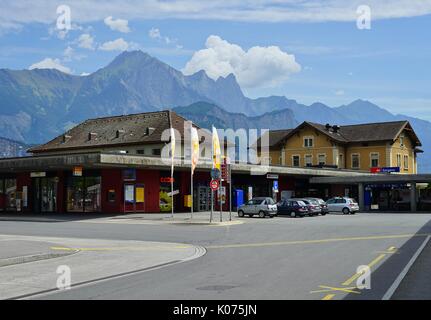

{"left": 0, "top": 1, "right": 430, "bottom": 119}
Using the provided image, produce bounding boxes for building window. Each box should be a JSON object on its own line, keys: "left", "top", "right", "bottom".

{"left": 370, "top": 153, "right": 379, "bottom": 168}
{"left": 304, "top": 136, "right": 314, "bottom": 148}
{"left": 292, "top": 155, "right": 300, "bottom": 167}
{"left": 397, "top": 154, "right": 401, "bottom": 168}
{"left": 404, "top": 155, "right": 409, "bottom": 170}
{"left": 351, "top": 154, "right": 360, "bottom": 169}
{"left": 137, "top": 150, "right": 145, "bottom": 155}
{"left": 318, "top": 154, "right": 326, "bottom": 166}
{"left": 304, "top": 154, "right": 313, "bottom": 167}
{"left": 339, "top": 154, "right": 344, "bottom": 169}
{"left": 400, "top": 134, "right": 405, "bottom": 147}
{"left": 152, "top": 148, "right": 161, "bottom": 156}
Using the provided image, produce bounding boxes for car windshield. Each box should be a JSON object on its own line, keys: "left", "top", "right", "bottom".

{"left": 266, "top": 198, "right": 275, "bottom": 205}
{"left": 297, "top": 201, "right": 306, "bottom": 206}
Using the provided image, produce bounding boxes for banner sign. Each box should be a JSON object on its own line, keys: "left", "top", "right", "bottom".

{"left": 371, "top": 167, "right": 400, "bottom": 173}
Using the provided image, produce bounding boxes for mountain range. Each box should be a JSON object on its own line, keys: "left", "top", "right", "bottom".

{"left": 0, "top": 50, "right": 429, "bottom": 171}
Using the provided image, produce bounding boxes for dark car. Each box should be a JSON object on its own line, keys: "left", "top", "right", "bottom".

{"left": 297, "top": 198, "right": 322, "bottom": 216}
{"left": 304, "top": 197, "right": 328, "bottom": 215}
{"left": 277, "top": 199, "right": 309, "bottom": 218}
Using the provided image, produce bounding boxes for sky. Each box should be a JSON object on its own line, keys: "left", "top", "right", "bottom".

{"left": 0, "top": 0, "right": 430, "bottom": 119}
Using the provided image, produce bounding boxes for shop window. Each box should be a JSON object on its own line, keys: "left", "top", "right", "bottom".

{"left": 318, "top": 154, "right": 326, "bottom": 166}
{"left": 404, "top": 155, "right": 409, "bottom": 170}
{"left": 352, "top": 154, "right": 360, "bottom": 169}
{"left": 370, "top": 153, "right": 379, "bottom": 168}
{"left": 66, "top": 176, "right": 101, "bottom": 212}
{"left": 5, "top": 179, "right": 17, "bottom": 211}
{"left": 304, "top": 137, "right": 314, "bottom": 148}
{"left": 0, "top": 179, "right": 4, "bottom": 211}
{"left": 292, "top": 155, "right": 300, "bottom": 167}
{"left": 304, "top": 155, "right": 312, "bottom": 167}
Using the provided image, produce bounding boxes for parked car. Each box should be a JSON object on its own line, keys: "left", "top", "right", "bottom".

{"left": 296, "top": 198, "right": 322, "bottom": 216}
{"left": 326, "top": 197, "right": 359, "bottom": 214}
{"left": 238, "top": 197, "right": 278, "bottom": 218}
{"left": 277, "top": 199, "right": 309, "bottom": 218}
{"left": 304, "top": 198, "right": 328, "bottom": 215}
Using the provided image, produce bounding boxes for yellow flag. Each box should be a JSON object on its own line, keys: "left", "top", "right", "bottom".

{"left": 191, "top": 127, "right": 200, "bottom": 175}
{"left": 212, "top": 126, "right": 221, "bottom": 170}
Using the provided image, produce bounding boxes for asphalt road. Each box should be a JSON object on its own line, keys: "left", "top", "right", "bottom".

{"left": 0, "top": 212, "right": 430, "bottom": 300}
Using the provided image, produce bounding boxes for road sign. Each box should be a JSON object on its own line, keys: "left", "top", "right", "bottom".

{"left": 211, "top": 168, "right": 221, "bottom": 180}
{"left": 210, "top": 179, "right": 220, "bottom": 191}
{"left": 273, "top": 180, "right": 279, "bottom": 192}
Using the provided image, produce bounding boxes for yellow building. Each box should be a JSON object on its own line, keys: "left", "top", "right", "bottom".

{"left": 263, "top": 121, "right": 422, "bottom": 174}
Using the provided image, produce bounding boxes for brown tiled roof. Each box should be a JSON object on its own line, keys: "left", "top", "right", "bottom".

{"left": 255, "top": 129, "right": 294, "bottom": 148}
{"left": 263, "top": 120, "right": 421, "bottom": 147}
{"left": 29, "top": 110, "right": 199, "bottom": 153}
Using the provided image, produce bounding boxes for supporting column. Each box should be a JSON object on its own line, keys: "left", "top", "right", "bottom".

{"left": 410, "top": 182, "right": 417, "bottom": 212}
{"left": 358, "top": 183, "right": 365, "bottom": 212}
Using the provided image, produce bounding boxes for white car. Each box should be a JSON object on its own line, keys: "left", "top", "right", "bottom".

{"left": 326, "top": 197, "right": 359, "bottom": 215}
{"left": 238, "top": 197, "right": 278, "bottom": 218}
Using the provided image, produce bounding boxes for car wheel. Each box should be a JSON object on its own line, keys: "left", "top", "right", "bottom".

{"left": 342, "top": 207, "right": 350, "bottom": 215}
{"left": 321, "top": 213, "right": 327, "bottom": 216}
{"left": 259, "top": 211, "right": 266, "bottom": 218}
{"left": 238, "top": 210, "right": 244, "bottom": 217}
{"left": 290, "top": 211, "right": 296, "bottom": 218}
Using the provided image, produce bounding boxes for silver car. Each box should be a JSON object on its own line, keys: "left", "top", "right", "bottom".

{"left": 326, "top": 197, "right": 359, "bottom": 214}
{"left": 238, "top": 197, "right": 278, "bottom": 218}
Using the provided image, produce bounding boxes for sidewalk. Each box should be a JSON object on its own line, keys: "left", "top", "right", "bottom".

{"left": 0, "top": 211, "right": 243, "bottom": 226}
{"left": 0, "top": 234, "right": 205, "bottom": 300}
{"left": 0, "top": 239, "right": 77, "bottom": 267}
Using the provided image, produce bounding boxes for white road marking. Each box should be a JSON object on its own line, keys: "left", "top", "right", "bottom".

{"left": 382, "top": 235, "right": 431, "bottom": 300}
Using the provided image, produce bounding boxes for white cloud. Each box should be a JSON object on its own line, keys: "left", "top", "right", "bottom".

{"left": 104, "top": 16, "right": 130, "bottom": 33}
{"left": 29, "top": 58, "right": 71, "bottom": 74}
{"left": 1, "top": 0, "right": 431, "bottom": 33}
{"left": 80, "top": 72, "right": 91, "bottom": 76}
{"left": 183, "top": 35, "right": 301, "bottom": 89}
{"left": 335, "top": 90, "right": 345, "bottom": 96}
{"left": 99, "top": 38, "right": 129, "bottom": 51}
{"left": 149, "top": 27, "right": 161, "bottom": 39}
{"left": 77, "top": 33, "right": 95, "bottom": 50}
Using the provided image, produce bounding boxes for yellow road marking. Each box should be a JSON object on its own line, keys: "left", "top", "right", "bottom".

{"left": 206, "top": 234, "right": 426, "bottom": 249}
{"left": 313, "top": 245, "right": 398, "bottom": 300}
{"left": 311, "top": 286, "right": 361, "bottom": 294}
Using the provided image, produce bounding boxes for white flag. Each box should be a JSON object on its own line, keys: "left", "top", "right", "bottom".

{"left": 170, "top": 127, "right": 175, "bottom": 178}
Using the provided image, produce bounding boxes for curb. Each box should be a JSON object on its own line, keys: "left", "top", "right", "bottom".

{"left": 0, "top": 250, "right": 79, "bottom": 268}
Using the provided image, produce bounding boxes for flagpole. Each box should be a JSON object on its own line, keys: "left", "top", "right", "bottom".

{"left": 191, "top": 165, "right": 193, "bottom": 220}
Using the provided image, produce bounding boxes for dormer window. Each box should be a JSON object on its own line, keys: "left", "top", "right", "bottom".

{"left": 62, "top": 134, "right": 72, "bottom": 143}
{"left": 88, "top": 132, "right": 97, "bottom": 141}
{"left": 116, "top": 129, "right": 125, "bottom": 138}
{"left": 146, "top": 127, "right": 155, "bottom": 135}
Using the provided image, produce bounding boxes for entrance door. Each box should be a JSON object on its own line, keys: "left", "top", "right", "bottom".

{"left": 197, "top": 186, "right": 211, "bottom": 212}
{"left": 33, "top": 178, "right": 57, "bottom": 213}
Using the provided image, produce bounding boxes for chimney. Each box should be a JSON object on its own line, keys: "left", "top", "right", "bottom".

{"left": 325, "top": 124, "right": 331, "bottom": 131}
{"left": 88, "top": 132, "right": 97, "bottom": 141}
{"left": 332, "top": 125, "right": 340, "bottom": 133}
